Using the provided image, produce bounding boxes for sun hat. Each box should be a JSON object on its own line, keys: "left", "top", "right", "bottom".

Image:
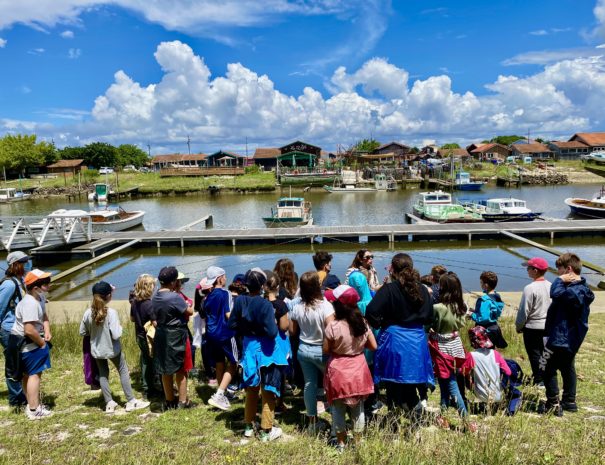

{"left": 24, "top": 269, "right": 52, "bottom": 287}
{"left": 324, "top": 284, "right": 360, "bottom": 306}
{"left": 177, "top": 271, "right": 190, "bottom": 284}
{"left": 468, "top": 326, "right": 494, "bottom": 349}
{"left": 158, "top": 266, "right": 178, "bottom": 284}
{"left": 92, "top": 281, "right": 115, "bottom": 296}
{"left": 198, "top": 277, "right": 213, "bottom": 291}
{"left": 206, "top": 266, "right": 226, "bottom": 286}
{"left": 521, "top": 257, "right": 548, "bottom": 271}
{"left": 7, "top": 251, "right": 29, "bottom": 266}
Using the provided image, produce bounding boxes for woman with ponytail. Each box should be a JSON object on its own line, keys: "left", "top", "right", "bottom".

{"left": 80, "top": 281, "right": 149, "bottom": 413}
{"left": 366, "top": 253, "right": 434, "bottom": 412}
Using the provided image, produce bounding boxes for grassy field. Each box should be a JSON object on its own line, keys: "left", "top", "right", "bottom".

{"left": 0, "top": 313, "right": 604, "bottom": 465}
{"left": 11, "top": 171, "right": 277, "bottom": 194}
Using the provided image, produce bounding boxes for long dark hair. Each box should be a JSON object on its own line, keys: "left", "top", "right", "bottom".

{"left": 349, "top": 249, "right": 369, "bottom": 269}
{"left": 273, "top": 258, "right": 297, "bottom": 298}
{"left": 299, "top": 271, "right": 323, "bottom": 308}
{"left": 439, "top": 272, "right": 467, "bottom": 316}
{"left": 333, "top": 300, "right": 367, "bottom": 338}
{"left": 390, "top": 253, "right": 423, "bottom": 303}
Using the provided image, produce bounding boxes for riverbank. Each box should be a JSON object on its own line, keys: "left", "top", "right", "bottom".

{"left": 47, "top": 290, "right": 605, "bottom": 323}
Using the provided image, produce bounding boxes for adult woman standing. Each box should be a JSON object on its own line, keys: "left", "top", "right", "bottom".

{"left": 345, "top": 250, "right": 380, "bottom": 293}
{"left": 151, "top": 266, "right": 193, "bottom": 409}
{"left": 289, "top": 272, "right": 334, "bottom": 431}
{"left": 366, "top": 253, "right": 434, "bottom": 412}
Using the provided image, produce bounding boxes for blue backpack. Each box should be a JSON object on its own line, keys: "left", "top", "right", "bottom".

{"left": 474, "top": 293, "right": 504, "bottom": 326}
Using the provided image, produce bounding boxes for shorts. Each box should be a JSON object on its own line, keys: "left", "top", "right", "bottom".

{"left": 21, "top": 344, "right": 51, "bottom": 376}
{"left": 206, "top": 336, "right": 239, "bottom": 364}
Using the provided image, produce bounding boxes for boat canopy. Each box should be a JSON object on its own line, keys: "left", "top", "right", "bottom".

{"left": 278, "top": 198, "right": 304, "bottom": 207}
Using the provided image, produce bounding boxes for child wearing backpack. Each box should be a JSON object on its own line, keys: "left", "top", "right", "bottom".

{"left": 468, "top": 271, "right": 507, "bottom": 348}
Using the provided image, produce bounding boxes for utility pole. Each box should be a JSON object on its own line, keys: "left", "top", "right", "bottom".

{"left": 147, "top": 143, "right": 151, "bottom": 158}
{"left": 187, "top": 135, "right": 191, "bottom": 155}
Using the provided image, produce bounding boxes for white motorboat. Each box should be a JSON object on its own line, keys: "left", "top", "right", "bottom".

{"left": 262, "top": 197, "right": 313, "bottom": 227}
{"left": 88, "top": 183, "right": 111, "bottom": 202}
{"left": 324, "top": 172, "right": 396, "bottom": 192}
{"left": 564, "top": 186, "right": 605, "bottom": 218}
{"left": 32, "top": 208, "right": 145, "bottom": 232}
{"left": 412, "top": 190, "right": 452, "bottom": 217}
{"left": 461, "top": 198, "right": 541, "bottom": 222}
{"left": 0, "top": 187, "right": 31, "bottom": 203}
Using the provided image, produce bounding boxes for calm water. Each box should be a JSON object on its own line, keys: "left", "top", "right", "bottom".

{"left": 1, "top": 183, "right": 604, "bottom": 299}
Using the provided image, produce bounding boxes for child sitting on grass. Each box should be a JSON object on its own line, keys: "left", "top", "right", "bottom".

{"left": 80, "top": 281, "right": 150, "bottom": 413}
{"left": 323, "top": 285, "right": 376, "bottom": 452}
{"left": 468, "top": 271, "right": 507, "bottom": 349}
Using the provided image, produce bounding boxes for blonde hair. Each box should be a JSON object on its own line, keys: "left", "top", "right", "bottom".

{"left": 134, "top": 274, "right": 155, "bottom": 301}
{"left": 91, "top": 294, "right": 109, "bottom": 325}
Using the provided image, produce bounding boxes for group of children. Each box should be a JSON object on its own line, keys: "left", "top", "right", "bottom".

{"left": 1, "top": 249, "right": 593, "bottom": 447}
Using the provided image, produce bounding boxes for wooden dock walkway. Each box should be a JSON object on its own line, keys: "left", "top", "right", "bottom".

{"left": 83, "top": 218, "right": 605, "bottom": 250}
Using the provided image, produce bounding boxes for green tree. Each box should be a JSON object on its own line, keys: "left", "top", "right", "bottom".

{"left": 0, "top": 134, "right": 42, "bottom": 176}
{"left": 354, "top": 138, "right": 380, "bottom": 152}
{"left": 58, "top": 146, "right": 87, "bottom": 161}
{"left": 83, "top": 142, "right": 118, "bottom": 168}
{"left": 440, "top": 143, "right": 460, "bottom": 149}
{"left": 38, "top": 140, "right": 58, "bottom": 165}
{"left": 490, "top": 135, "right": 524, "bottom": 146}
{"left": 116, "top": 144, "right": 148, "bottom": 167}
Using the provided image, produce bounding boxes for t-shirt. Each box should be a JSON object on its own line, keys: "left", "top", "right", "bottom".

{"left": 79, "top": 307, "right": 123, "bottom": 359}
{"left": 289, "top": 298, "right": 334, "bottom": 345}
{"left": 10, "top": 293, "right": 45, "bottom": 352}
{"left": 204, "top": 287, "right": 234, "bottom": 341}
{"left": 270, "top": 299, "right": 288, "bottom": 321}
{"left": 130, "top": 298, "right": 154, "bottom": 338}
{"left": 151, "top": 290, "right": 188, "bottom": 327}
{"left": 325, "top": 320, "right": 369, "bottom": 356}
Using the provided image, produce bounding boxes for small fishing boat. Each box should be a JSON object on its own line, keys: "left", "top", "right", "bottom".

{"left": 454, "top": 171, "right": 485, "bottom": 191}
{"left": 423, "top": 203, "right": 484, "bottom": 223}
{"left": 324, "top": 173, "right": 396, "bottom": 192}
{"left": 564, "top": 186, "right": 605, "bottom": 218}
{"left": 279, "top": 169, "right": 338, "bottom": 187}
{"left": 262, "top": 197, "right": 313, "bottom": 227}
{"left": 461, "top": 198, "right": 541, "bottom": 222}
{"left": 32, "top": 208, "right": 145, "bottom": 232}
{"left": 88, "top": 183, "right": 111, "bottom": 202}
{"left": 0, "top": 187, "right": 31, "bottom": 203}
{"left": 412, "top": 190, "right": 452, "bottom": 217}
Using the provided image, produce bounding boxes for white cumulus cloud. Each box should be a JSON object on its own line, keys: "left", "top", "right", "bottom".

{"left": 60, "top": 29, "right": 74, "bottom": 38}
{"left": 0, "top": 37, "right": 6, "bottom": 48}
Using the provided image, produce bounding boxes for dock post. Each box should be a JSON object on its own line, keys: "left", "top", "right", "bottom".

{"left": 468, "top": 233, "right": 472, "bottom": 246}
{"left": 389, "top": 234, "right": 394, "bottom": 243}
{"left": 550, "top": 231, "right": 555, "bottom": 245}
{"left": 232, "top": 239, "right": 236, "bottom": 246}
{"left": 206, "top": 215, "right": 213, "bottom": 228}
{"left": 156, "top": 240, "right": 161, "bottom": 250}
{"left": 180, "top": 238, "right": 184, "bottom": 250}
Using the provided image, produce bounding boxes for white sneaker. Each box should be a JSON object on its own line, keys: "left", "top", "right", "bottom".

{"left": 105, "top": 400, "right": 119, "bottom": 413}
{"left": 259, "top": 426, "right": 282, "bottom": 442}
{"left": 208, "top": 393, "right": 231, "bottom": 411}
{"left": 125, "top": 398, "right": 150, "bottom": 412}
{"left": 25, "top": 404, "right": 53, "bottom": 420}
{"left": 244, "top": 422, "right": 259, "bottom": 438}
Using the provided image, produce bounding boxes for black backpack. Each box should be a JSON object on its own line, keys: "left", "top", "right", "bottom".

{"left": 0, "top": 277, "right": 23, "bottom": 323}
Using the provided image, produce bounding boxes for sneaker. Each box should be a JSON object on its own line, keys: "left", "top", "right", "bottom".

{"left": 177, "top": 400, "right": 196, "bottom": 409}
{"left": 539, "top": 402, "right": 563, "bottom": 417}
{"left": 125, "top": 398, "right": 151, "bottom": 412}
{"left": 561, "top": 401, "right": 578, "bottom": 412}
{"left": 284, "top": 383, "right": 295, "bottom": 395}
{"left": 244, "top": 422, "right": 258, "bottom": 438}
{"left": 259, "top": 426, "right": 282, "bottom": 442}
{"left": 25, "top": 404, "right": 52, "bottom": 420}
{"left": 163, "top": 400, "right": 178, "bottom": 411}
{"left": 316, "top": 400, "right": 326, "bottom": 415}
{"left": 105, "top": 400, "right": 119, "bottom": 414}
{"left": 208, "top": 393, "right": 231, "bottom": 411}
{"left": 225, "top": 389, "right": 238, "bottom": 401}
{"left": 207, "top": 378, "right": 218, "bottom": 387}
{"left": 333, "top": 444, "right": 345, "bottom": 454}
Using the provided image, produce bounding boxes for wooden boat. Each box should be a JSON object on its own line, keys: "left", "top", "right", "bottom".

{"left": 461, "top": 198, "right": 541, "bottom": 222}
{"left": 412, "top": 190, "right": 452, "bottom": 217}
{"left": 262, "top": 197, "right": 312, "bottom": 227}
{"left": 423, "top": 203, "right": 484, "bottom": 223}
{"left": 454, "top": 171, "right": 485, "bottom": 191}
{"left": 324, "top": 173, "right": 396, "bottom": 193}
{"left": 0, "top": 187, "right": 31, "bottom": 203}
{"left": 32, "top": 208, "right": 145, "bottom": 232}
{"left": 279, "top": 169, "right": 338, "bottom": 187}
{"left": 564, "top": 186, "right": 605, "bottom": 218}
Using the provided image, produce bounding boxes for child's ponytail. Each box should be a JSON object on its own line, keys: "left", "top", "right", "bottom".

{"left": 91, "top": 294, "right": 109, "bottom": 325}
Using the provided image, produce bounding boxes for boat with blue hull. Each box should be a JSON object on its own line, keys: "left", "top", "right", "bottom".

{"left": 454, "top": 171, "right": 485, "bottom": 191}
{"left": 565, "top": 186, "right": 605, "bottom": 219}
{"left": 460, "top": 198, "right": 541, "bottom": 222}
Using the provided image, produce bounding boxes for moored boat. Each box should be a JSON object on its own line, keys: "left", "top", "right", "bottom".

{"left": 32, "top": 208, "right": 145, "bottom": 232}
{"left": 422, "top": 203, "right": 484, "bottom": 223}
{"left": 461, "top": 198, "right": 541, "bottom": 222}
{"left": 0, "top": 187, "right": 31, "bottom": 203}
{"left": 564, "top": 186, "right": 605, "bottom": 218}
{"left": 324, "top": 173, "right": 396, "bottom": 192}
{"left": 262, "top": 197, "right": 313, "bottom": 227}
{"left": 454, "top": 171, "right": 485, "bottom": 191}
{"left": 412, "top": 190, "right": 452, "bottom": 217}
{"left": 88, "top": 183, "right": 111, "bottom": 202}
{"left": 279, "top": 169, "right": 338, "bottom": 187}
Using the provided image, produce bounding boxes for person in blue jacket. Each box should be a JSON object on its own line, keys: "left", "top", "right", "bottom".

{"left": 539, "top": 253, "right": 594, "bottom": 416}
{"left": 0, "top": 251, "right": 30, "bottom": 409}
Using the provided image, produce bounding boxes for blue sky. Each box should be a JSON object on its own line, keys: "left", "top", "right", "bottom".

{"left": 0, "top": 0, "right": 604, "bottom": 153}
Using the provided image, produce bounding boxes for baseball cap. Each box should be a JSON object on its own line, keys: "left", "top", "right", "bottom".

{"left": 92, "top": 281, "right": 115, "bottom": 296}
{"left": 245, "top": 267, "right": 267, "bottom": 288}
{"left": 198, "top": 277, "right": 213, "bottom": 291}
{"left": 206, "top": 266, "right": 226, "bottom": 286}
{"left": 177, "top": 271, "right": 190, "bottom": 284}
{"left": 158, "top": 266, "right": 179, "bottom": 284}
{"left": 325, "top": 284, "right": 360, "bottom": 306}
{"left": 323, "top": 274, "right": 341, "bottom": 290}
{"left": 232, "top": 273, "right": 246, "bottom": 284}
{"left": 522, "top": 257, "right": 548, "bottom": 271}
{"left": 24, "top": 269, "right": 52, "bottom": 287}
{"left": 7, "top": 251, "right": 30, "bottom": 266}
{"left": 468, "top": 326, "right": 494, "bottom": 349}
